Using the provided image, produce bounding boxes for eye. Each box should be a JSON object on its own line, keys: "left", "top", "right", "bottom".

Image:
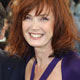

{"left": 40, "top": 17, "right": 49, "bottom": 21}
{"left": 25, "top": 15, "right": 32, "bottom": 20}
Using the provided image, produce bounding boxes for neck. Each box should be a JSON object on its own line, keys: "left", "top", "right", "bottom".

{"left": 34, "top": 45, "right": 54, "bottom": 67}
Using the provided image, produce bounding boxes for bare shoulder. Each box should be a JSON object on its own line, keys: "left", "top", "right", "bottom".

{"left": 25, "top": 57, "right": 35, "bottom": 80}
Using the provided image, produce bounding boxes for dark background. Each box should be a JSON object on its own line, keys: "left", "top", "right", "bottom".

{"left": 0, "top": 0, "right": 10, "bottom": 8}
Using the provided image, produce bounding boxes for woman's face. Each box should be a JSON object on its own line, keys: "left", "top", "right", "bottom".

{"left": 22, "top": 7, "right": 55, "bottom": 48}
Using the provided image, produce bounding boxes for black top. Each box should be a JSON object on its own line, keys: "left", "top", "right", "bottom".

{"left": 0, "top": 49, "right": 26, "bottom": 80}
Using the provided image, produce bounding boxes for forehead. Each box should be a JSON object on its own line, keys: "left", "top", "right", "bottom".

{"left": 28, "top": 6, "right": 51, "bottom": 16}
{"left": 22, "top": 1, "right": 54, "bottom": 18}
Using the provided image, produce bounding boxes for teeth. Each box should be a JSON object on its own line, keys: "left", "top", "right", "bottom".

{"left": 30, "top": 33, "right": 42, "bottom": 38}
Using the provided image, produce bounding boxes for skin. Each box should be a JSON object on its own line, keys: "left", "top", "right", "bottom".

{"left": 22, "top": 8, "right": 54, "bottom": 48}
{"left": 22, "top": 7, "right": 62, "bottom": 80}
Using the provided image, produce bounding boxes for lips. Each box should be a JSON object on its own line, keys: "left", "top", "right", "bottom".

{"left": 29, "top": 32, "right": 44, "bottom": 39}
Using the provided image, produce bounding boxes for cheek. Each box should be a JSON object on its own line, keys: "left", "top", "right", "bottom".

{"left": 22, "top": 23, "right": 27, "bottom": 37}
{"left": 22, "top": 21, "right": 29, "bottom": 32}
{"left": 43, "top": 23, "right": 54, "bottom": 34}
{"left": 22, "top": 21, "right": 25, "bottom": 30}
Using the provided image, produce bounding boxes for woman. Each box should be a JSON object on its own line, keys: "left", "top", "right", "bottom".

{"left": 6, "top": 0, "right": 80, "bottom": 80}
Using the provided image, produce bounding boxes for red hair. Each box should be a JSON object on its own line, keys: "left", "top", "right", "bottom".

{"left": 6, "top": 0, "right": 80, "bottom": 57}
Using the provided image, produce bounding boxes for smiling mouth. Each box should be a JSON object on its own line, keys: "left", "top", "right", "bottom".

{"left": 29, "top": 33, "right": 44, "bottom": 39}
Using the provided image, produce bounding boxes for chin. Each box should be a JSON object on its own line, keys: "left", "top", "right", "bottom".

{"left": 29, "top": 44, "right": 42, "bottom": 47}
{"left": 29, "top": 43, "right": 45, "bottom": 48}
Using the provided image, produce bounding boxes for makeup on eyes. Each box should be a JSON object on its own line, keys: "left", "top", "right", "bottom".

{"left": 25, "top": 14, "right": 49, "bottom": 21}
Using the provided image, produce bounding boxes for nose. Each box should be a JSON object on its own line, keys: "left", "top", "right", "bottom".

{"left": 31, "top": 18, "right": 40, "bottom": 30}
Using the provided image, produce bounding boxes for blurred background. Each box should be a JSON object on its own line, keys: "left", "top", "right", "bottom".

{"left": 0, "top": 0, "right": 80, "bottom": 52}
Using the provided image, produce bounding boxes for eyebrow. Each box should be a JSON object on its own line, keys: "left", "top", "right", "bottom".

{"left": 26, "top": 14, "right": 48, "bottom": 17}
{"left": 26, "top": 14, "right": 32, "bottom": 16}
{"left": 39, "top": 14, "right": 48, "bottom": 17}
